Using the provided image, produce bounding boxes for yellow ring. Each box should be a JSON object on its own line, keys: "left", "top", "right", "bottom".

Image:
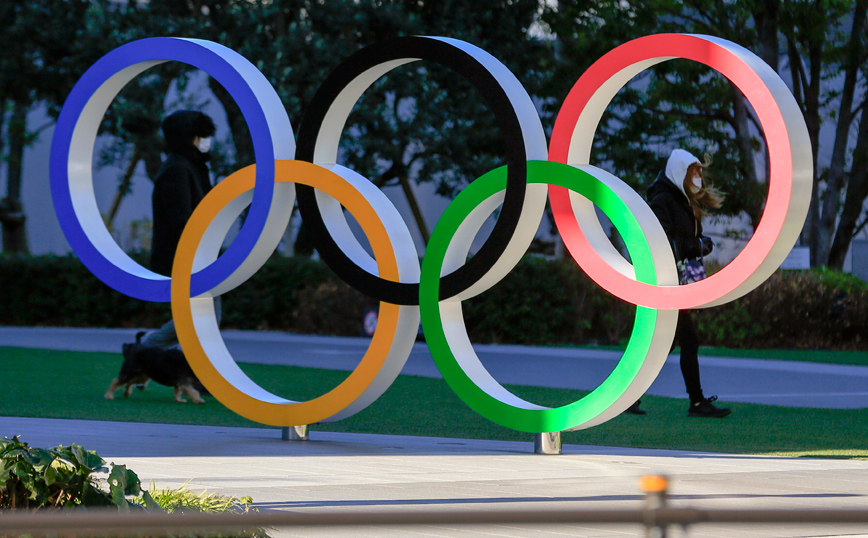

{"left": 171, "top": 160, "right": 404, "bottom": 426}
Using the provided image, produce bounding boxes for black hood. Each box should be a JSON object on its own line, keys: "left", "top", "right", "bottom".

{"left": 161, "top": 110, "right": 214, "bottom": 163}
{"left": 647, "top": 170, "right": 683, "bottom": 202}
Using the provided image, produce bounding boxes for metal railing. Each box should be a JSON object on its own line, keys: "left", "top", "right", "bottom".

{"left": 1, "top": 476, "right": 866, "bottom": 537}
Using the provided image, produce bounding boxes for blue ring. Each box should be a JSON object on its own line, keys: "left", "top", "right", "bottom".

{"left": 50, "top": 38, "right": 289, "bottom": 301}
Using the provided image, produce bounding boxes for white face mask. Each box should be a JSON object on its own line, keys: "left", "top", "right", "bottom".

{"left": 196, "top": 136, "right": 212, "bottom": 153}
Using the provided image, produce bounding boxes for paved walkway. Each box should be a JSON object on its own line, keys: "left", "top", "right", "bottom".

{"left": 2, "top": 416, "right": 868, "bottom": 538}
{"left": 2, "top": 327, "right": 868, "bottom": 537}
{"left": 2, "top": 326, "right": 867, "bottom": 408}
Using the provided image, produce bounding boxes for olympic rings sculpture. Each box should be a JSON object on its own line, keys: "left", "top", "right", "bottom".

{"left": 50, "top": 34, "right": 811, "bottom": 433}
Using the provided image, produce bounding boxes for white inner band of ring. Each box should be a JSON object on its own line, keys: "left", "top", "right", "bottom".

{"left": 560, "top": 36, "right": 811, "bottom": 309}
{"left": 183, "top": 167, "right": 421, "bottom": 420}
{"left": 434, "top": 164, "right": 679, "bottom": 425}
{"left": 66, "top": 38, "right": 298, "bottom": 298}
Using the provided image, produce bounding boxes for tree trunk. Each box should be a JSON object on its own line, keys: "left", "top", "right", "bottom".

{"left": 398, "top": 174, "right": 429, "bottom": 246}
{"left": 208, "top": 77, "right": 255, "bottom": 167}
{"left": 753, "top": 0, "right": 780, "bottom": 70}
{"left": 816, "top": 0, "right": 866, "bottom": 266}
{"left": 142, "top": 143, "right": 162, "bottom": 182}
{"left": 785, "top": 34, "right": 823, "bottom": 266}
{"left": 0, "top": 102, "right": 30, "bottom": 254}
{"left": 828, "top": 85, "right": 868, "bottom": 268}
{"left": 730, "top": 83, "right": 764, "bottom": 230}
{"left": 826, "top": 0, "right": 868, "bottom": 269}
{"left": 0, "top": 100, "right": 5, "bottom": 171}
{"left": 105, "top": 145, "right": 143, "bottom": 230}
{"left": 748, "top": 1, "right": 779, "bottom": 232}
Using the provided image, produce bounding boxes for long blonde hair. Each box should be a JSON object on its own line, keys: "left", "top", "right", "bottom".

{"left": 684, "top": 155, "right": 725, "bottom": 218}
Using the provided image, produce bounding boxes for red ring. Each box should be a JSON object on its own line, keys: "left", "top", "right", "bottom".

{"left": 548, "top": 34, "right": 809, "bottom": 310}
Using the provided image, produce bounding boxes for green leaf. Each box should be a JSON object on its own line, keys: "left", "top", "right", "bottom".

{"left": 0, "top": 460, "right": 13, "bottom": 487}
{"left": 81, "top": 480, "right": 112, "bottom": 507}
{"left": 13, "top": 461, "right": 47, "bottom": 503}
{"left": 21, "top": 448, "right": 54, "bottom": 470}
{"left": 141, "top": 490, "right": 163, "bottom": 512}
{"left": 107, "top": 464, "right": 131, "bottom": 510}
{"left": 69, "top": 444, "right": 107, "bottom": 474}
{"left": 43, "top": 465, "right": 60, "bottom": 487}
{"left": 121, "top": 467, "right": 143, "bottom": 496}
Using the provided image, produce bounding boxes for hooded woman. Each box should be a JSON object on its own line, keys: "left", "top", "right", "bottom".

{"left": 645, "top": 148, "right": 731, "bottom": 418}
{"left": 150, "top": 110, "right": 216, "bottom": 277}
{"left": 140, "top": 110, "right": 218, "bottom": 350}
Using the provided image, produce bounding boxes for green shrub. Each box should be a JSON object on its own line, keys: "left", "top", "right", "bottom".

{"left": 698, "top": 269, "right": 868, "bottom": 350}
{"left": 220, "top": 255, "right": 335, "bottom": 331}
{"left": 0, "top": 436, "right": 270, "bottom": 536}
{"left": 1, "top": 253, "right": 865, "bottom": 350}
{"left": 0, "top": 435, "right": 157, "bottom": 510}
{"left": 292, "top": 279, "right": 372, "bottom": 336}
{"left": 462, "top": 257, "right": 635, "bottom": 345}
{"left": 0, "top": 254, "right": 170, "bottom": 329}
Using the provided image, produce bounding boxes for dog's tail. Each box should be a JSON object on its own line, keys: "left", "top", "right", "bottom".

{"left": 135, "top": 331, "right": 147, "bottom": 344}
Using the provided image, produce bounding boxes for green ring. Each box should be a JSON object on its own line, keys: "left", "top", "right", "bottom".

{"left": 420, "top": 160, "right": 662, "bottom": 432}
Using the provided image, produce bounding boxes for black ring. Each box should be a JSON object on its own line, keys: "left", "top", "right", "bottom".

{"left": 296, "top": 36, "right": 530, "bottom": 305}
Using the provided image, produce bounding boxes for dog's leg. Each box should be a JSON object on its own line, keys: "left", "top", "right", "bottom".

{"left": 123, "top": 383, "right": 135, "bottom": 398}
{"left": 181, "top": 385, "right": 205, "bottom": 404}
{"left": 104, "top": 379, "right": 122, "bottom": 400}
{"left": 173, "top": 386, "right": 188, "bottom": 403}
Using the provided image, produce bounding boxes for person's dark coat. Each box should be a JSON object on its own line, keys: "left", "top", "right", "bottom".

{"left": 150, "top": 111, "right": 213, "bottom": 276}
{"left": 647, "top": 170, "right": 705, "bottom": 261}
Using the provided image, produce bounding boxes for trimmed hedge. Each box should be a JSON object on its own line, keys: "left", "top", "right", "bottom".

{"left": 699, "top": 267, "right": 868, "bottom": 350}
{"left": 0, "top": 253, "right": 865, "bottom": 350}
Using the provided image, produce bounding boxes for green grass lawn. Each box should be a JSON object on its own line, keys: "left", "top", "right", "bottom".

{"left": 570, "top": 344, "right": 868, "bottom": 366}
{"left": 2, "top": 346, "right": 866, "bottom": 459}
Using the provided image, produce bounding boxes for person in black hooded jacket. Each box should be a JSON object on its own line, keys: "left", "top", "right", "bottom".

{"left": 141, "top": 110, "right": 218, "bottom": 349}
{"left": 645, "top": 149, "right": 731, "bottom": 418}
{"left": 150, "top": 110, "right": 216, "bottom": 277}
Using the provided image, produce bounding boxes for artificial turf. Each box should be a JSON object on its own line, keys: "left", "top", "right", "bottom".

{"left": 1, "top": 346, "right": 866, "bottom": 459}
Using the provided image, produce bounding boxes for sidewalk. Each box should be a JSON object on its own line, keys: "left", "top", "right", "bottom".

{"left": 2, "top": 416, "right": 868, "bottom": 537}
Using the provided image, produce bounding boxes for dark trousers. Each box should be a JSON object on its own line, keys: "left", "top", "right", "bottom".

{"left": 676, "top": 310, "right": 703, "bottom": 402}
{"left": 142, "top": 296, "right": 222, "bottom": 350}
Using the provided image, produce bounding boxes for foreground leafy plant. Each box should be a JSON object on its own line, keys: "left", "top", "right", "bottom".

{"left": 0, "top": 436, "right": 271, "bottom": 536}
{"left": 0, "top": 435, "right": 157, "bottom": 510}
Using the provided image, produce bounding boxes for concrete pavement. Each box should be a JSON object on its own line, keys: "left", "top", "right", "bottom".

{"left": 2, "top": 416, "right": 868, "bottom": 537}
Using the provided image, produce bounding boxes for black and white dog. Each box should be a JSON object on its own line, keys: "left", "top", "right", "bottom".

{"left": 105, "top": 331, "right": 206, "bottom": 403}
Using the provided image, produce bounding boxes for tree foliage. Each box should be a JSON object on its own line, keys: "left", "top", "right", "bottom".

{"left": 138, "top": 0, "right": 548, "bottom": 248}
{"left": 0, "top": 0, "right": 113, "bottom": 254}
{"left": 2, "top": 0, "right": 866, "bottom": 271}
{"left": 543, "top": 0, "right": 868, "bottom": 269}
